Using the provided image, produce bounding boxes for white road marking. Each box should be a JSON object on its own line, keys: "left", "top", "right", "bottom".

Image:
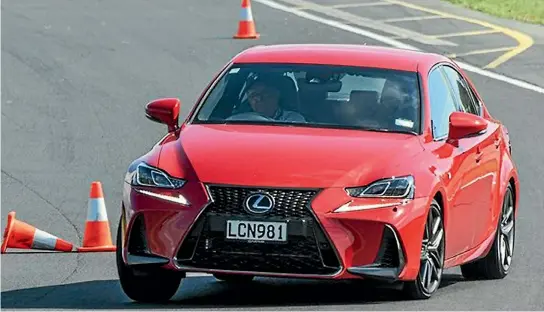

{"left": 273, "top": 0, "right": 457, "bottom": 46}
{"left": 254, "top": 0, "right": 544, "bottom": 95}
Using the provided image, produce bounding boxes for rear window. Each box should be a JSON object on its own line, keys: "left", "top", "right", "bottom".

{"left": 193, "top": 63, "right": 421, "bottom": 134}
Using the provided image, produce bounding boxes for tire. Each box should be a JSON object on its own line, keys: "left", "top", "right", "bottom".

{"left": 460, "top": 184, "right": 515, "bottom": 280}
{"left": 213, "top": 273, "right": 255, "bottom": 283}
{"left": 116, "top": 219, "right": 183, "bottom": 303}
{"left": 403, "top": 198, "right": 445, "bottom": 300}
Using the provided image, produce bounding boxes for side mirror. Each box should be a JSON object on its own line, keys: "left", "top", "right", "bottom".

{"left": 448, "top": 111, "right": 488, "bottom": 141}
{"left": 145, "top": 98, "right": 180, "bottom": 132}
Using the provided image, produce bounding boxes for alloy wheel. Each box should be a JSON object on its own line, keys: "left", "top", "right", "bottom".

{"left": 418, "top": 203, "right": 445, "bottom": 295}
{"left": 499, "top": 188, "right": 515, "bottom": 272}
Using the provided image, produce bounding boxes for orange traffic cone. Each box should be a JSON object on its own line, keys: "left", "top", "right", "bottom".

{"left": 77, "top": 181, "right": 116, "bottom": 252}
{"left": 234, "top": 0, "right": 260, "bottom": 39}
{"left": 1, "top": 211, "right": 74, "bottom": 253}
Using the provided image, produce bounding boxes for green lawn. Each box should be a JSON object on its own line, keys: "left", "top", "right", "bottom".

{"left": 444, "top": 0, "right": 544, "bottom": 25}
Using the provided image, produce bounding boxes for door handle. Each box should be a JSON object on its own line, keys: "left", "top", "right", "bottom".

{"left": 476, "top": 146, "right": 483, "bottom": 163}
{"left": 494, "top": 137, "right": 501, "bottom": 149}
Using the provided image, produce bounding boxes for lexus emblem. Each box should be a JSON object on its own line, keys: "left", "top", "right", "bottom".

{"left": 244, "top": 192, "right": 275, "bottom": 214}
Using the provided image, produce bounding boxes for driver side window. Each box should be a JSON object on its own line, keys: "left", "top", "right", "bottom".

{"left": 429, "top": 66, "right": 461, "bottom": 140}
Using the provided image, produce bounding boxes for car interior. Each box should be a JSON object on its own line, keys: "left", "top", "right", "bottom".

{"left": 198, "top": 66, "right": 419, "bottom": 132}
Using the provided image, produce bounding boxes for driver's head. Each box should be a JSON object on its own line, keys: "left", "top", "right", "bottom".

{"left": 246, "top": 78, "right": 281, "bottom": 118}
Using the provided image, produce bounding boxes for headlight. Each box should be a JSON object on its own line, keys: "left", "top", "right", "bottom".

{"left": 345, "top": 175, "right": 414, "bottom": 199}
{"left": 127, "top": 162, "right": 186, "bottom": 189}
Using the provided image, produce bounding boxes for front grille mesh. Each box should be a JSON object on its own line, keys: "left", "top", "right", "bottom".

{"left": 175, "top": 185, "right": 342, "bottom": 275}
{"left": 207, "top": 186, "right": 316, "bottom": 219}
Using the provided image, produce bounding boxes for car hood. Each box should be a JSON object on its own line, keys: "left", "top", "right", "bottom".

{"left": 161, "top": 124, "right": 425, "bottom": 188}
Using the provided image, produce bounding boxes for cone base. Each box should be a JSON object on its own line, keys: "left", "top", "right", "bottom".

{"left": 54, "top": 239, "right": 74, "bottom": 252}
{"left": 80, "top": 221, "right": 114, "bottom": 251}
{"left": 233, "top": 33, "right": 260, "bottom": 39}
{"left": 77, "top": 245, "right": 117, "bottom": 252}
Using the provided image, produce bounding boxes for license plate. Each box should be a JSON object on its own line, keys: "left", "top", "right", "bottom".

{"left": 226, "top": 220, "right": 287, "bottom": 242}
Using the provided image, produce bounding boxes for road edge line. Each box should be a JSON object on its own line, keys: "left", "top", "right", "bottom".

{"left": 253, "top": 0, "right": 544, "bottom": 95}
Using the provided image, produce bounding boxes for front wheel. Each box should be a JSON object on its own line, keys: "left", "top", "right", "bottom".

{"left": 403, "top": 199, "right": 445, "bottom": 300}
{"left": 116, "top": 220, "right": 183, "bottom": 303}
{"left": 460, "top": 184, "right": 515, "bottom": 280}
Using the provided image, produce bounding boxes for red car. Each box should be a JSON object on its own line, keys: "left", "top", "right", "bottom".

{"left": 116, "top": 44, "right": 519, "bottom": 302}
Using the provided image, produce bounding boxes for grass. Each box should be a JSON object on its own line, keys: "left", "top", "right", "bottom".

{"left": 444, "top": 0, "right": 544, "bottom": 25}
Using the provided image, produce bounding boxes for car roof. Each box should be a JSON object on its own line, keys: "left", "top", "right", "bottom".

{"left": 232, "top": 44, "right": 449, "bottom": 72}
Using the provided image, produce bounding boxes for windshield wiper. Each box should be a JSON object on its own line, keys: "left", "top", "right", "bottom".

{"left": 355, "top": 125, "right": 418, "bottom": 136}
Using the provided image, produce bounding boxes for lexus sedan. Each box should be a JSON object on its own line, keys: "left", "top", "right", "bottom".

{"left": 117, "top": 44, "right": 519, "bottom": 302}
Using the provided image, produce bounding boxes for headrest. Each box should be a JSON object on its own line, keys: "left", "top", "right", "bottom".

{"left": 274, "top": 75, "right": 297, "bottom": 91}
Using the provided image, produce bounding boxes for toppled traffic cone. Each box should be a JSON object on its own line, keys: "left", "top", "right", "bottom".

{"left": 234, "top": 0, "right": 260, "bottom": 39}
{"left": 77, "top": 181, "right": 116, "bottom": 252}
{"left": 1, "top": 211, "right": 74, "bottom": 253}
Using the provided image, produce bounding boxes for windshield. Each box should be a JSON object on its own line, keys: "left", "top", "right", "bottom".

{"left": 192, "top": 63, "right": 421, "bottom": 134}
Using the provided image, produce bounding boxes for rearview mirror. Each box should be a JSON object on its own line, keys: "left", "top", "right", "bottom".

{"left": 448, "top": 111, "right": 488, "bottom": 141}
{"left": 145, "top": 98, "right": 180, "bottom": 132}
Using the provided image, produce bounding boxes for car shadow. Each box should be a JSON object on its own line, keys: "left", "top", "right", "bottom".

{"left": 1, "top": 273, "right": 466, "bottom": 309}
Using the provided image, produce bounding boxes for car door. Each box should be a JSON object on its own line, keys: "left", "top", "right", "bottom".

{"left": 441, "top": 65, "right": 501, "bottom": 248}
{"left": 427, "top": 65, "right": 483, "bottom": 258}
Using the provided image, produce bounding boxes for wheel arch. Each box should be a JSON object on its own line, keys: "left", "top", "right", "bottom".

{"left": 432, "top": 188, "right": 447, "bottom": 254}
{"left": 419, "top": 181, "right": 448, "bottom": 258}
{"left": 498, "top": 152, "right": 520, "bottom": 221}
{"left": 432, "top": 190, "right": 445, "bottom": 212}
{"left": 119, "top": 202, "right": 128, "bottom": 263}
{"left": 508, "top": 176, "right": 518, "bottom": 216}
{"left": 425, "top": 181, "right": 448, "bottom": 229}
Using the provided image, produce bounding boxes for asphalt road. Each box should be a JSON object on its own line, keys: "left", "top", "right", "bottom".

{"left": 272, "top": 0, "right": 544, "bottom": 87}
{"left": 2, "top": 0, "right": 544, "bottom": 310}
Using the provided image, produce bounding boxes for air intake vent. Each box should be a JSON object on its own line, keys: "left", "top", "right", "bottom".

{"left": 127, "top": 214, "right": 148, "bottom": 254}
{"left": 374, "top": 225, "right": 402, "bottom": 268}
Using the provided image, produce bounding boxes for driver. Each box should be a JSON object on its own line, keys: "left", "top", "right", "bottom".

{"left": 232, "top": 76, "right": 306, "bottom": 122}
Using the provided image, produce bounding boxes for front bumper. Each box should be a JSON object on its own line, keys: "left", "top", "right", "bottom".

{"left": 120, "top": 181, "right": 429, "bottom": 282}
